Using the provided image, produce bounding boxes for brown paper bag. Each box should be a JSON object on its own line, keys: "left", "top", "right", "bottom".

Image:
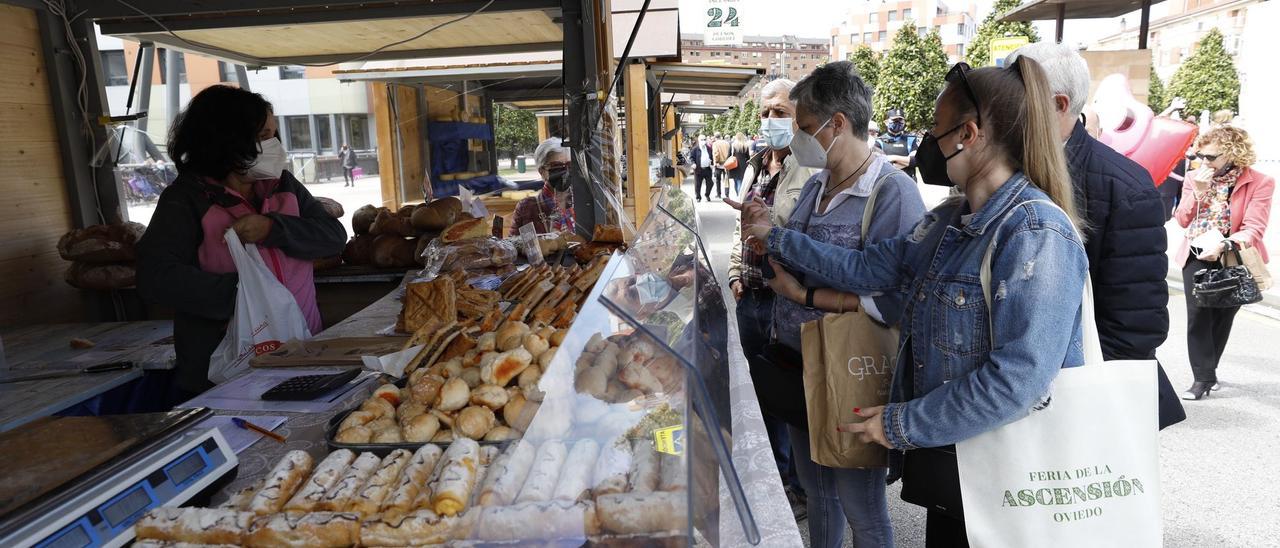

{"left": 1224, "top": 243, "right": 1272, "bottom": 291}
{"left": 801, "top": 306, "right": 898, "bottom": 468}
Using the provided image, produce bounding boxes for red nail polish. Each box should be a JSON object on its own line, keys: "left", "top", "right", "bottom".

{"left": 853, "top": 407, "right": 861, "bottom": 414}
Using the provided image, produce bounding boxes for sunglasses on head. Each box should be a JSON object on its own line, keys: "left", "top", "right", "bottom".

{"left": 1195, "top": 153, "right": 1220, "bottom": 162}
{"left": 946, "top": 62, "right": 982, "bottom": 127}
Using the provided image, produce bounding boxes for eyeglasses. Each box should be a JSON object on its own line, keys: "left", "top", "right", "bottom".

{"left": 544, "top": 161, "right": 571, "bottom": 170}
{"left": 1195, "top": 153, "right": 1220, "bottom": 162}
{"left": 946, "top": 62, "right": 982, "bottom": 127}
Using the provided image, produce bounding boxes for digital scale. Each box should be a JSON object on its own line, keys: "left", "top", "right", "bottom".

{"left": 0, "top": 408, "right": 238, "bottom": 548}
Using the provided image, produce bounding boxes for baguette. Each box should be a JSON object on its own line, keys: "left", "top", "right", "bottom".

{"left": 247, "top": 451, "right": 313, "bottom": 515}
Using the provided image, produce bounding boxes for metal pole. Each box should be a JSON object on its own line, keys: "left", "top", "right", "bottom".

{"left": 234, "top": 64, "right": 251, "bottom": 91}
{"left": 135, "top": 44, "right": 155, "bottom": 159}
{"left": 563, "top": 0, "right": 600, "bottom": 238}
{"left": 165, "top": 49, "right": 181, "bottom": 128}
{"left": 1056, "top": 3, "right": 1066, "bottom": 43}
{"left": 1138, "top": 0, "right": 1152, "bottom": 49}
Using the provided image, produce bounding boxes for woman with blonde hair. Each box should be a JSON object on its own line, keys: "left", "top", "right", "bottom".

{"left": 728, "top": 132, "right": 752, "bottom": 197}
{"left": 1174, "top": 125, "right": 1274, "bottom": 400}
{"left": 739, "top": 57, "right": 1088, "bottom": 546}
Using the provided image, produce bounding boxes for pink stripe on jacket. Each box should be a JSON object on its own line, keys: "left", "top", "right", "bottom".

{"left": 1174, "top": 166, "right": 1275, "bottom": 266}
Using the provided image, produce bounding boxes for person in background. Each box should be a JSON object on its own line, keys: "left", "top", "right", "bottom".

{"left": 729, "top": 133, "right": 751, "bottom": 197}
{"left": 1008, "top": 43, "right": 1185, "bottom": 428}
{"left": 1212, "top": 109, "right": 1235, "bottom": 127}
{"left": 742, "top": 57, "right": 1088, "bottom": 547}
{"left": 867, "top": 121, "right": 880, "bottom": 150}
{"left": 340, "top": 143, "right": 358, "bottom": 187}
{"left": 1173, "top": 126, "right": 1274, "bottom": 400}
{"left": 713, "top": 132, "right": 731, "bottom": 198}
{"left": 751, "top": 133, "right": 768, "bottom": 155}
{"left": 876, "top": 107, "right": 920, "bottom": 179}
{"left": 691, "top": 134, "right": 715, "bottom": 202}
{"left": 725, "top": 78, "right": 813, "bottom": 519}
{"left": 137, "top": 85, "right": 346, "bottom": 401}
{"left": 511, "top": 137, "right": 574, "bottom": 235}
{"left": 737, "top": 61, "right": 924, "bottom": 548}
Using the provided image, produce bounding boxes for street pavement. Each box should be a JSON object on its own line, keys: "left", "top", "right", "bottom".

{"left": 688, "top": 178, "right": 1280, "bottom": 547}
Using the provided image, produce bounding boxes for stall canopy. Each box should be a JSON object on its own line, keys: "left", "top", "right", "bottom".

{"left": 334, "top": 52, "right": 565, "bottom": 107}
{"left": 1001, "top": 0, "right": 1168, "bottom": 46}
{"left": 91, "top": 0, "right": 564, "bottom": 66}
{"left": 645, "top": 63, "right": 765, "bottom": 98}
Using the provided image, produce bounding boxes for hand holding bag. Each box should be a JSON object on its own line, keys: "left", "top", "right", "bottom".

{"left": 209, "top": 229, "right": 312, "bottom": 383}
{"left": 1193, "top": 240, "right": 1263, "bottom": 308}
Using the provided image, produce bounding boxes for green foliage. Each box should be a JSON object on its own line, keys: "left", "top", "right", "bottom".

{"left": 874, "top": 24, "right": 949, "bottom": 132}
{"left": 701, "top": 99, "right": 761, "bottom": 138}
{"left": 493, "top": 104, "right": 537, "bottom": 161}
{"left": 848, "top": 45, "right": 880, "bottom": 92}
{"left": 966, "top": 0, "right": 1040, "bottom": 67}
{"left": 1147, "top": 66, "right": 1167, "bottom": 112}
{"left": 1167, "top": 28, "right": 1240, "bottom": 115}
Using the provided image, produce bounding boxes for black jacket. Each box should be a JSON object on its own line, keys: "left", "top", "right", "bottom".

{"left": 1064, "top": 122, "right": 1184, "bottom": 428}
{"left": 689, "top": 144, "right": 713, "bottom": 174}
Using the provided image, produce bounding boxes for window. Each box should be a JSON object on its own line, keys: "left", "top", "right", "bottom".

{"left": 878, "top": 30, "right": 887, "bottom": 42}
{"left": 869, "top": 13, "right": 878, "bottom": 25}
{"left": 753, "top": 52, "right": 761, "bottom": 57}
{"left": 903, "top": 8, "right": 913, "bottom": 20}
{"left": 156, "top": 49, "right": 187, "bottom": 84}
{"left": 888, "top": 10, "right": 897, "bottom": 22}
{"left": 345, "top": 115, "right": 370, "bottom": 149}
{"left": 217, "top": 61, "right": 237, "bottom": 83}
{"left": 279, "top": 65, "right": 306, "bottom": 80}
{"left": 957, "top": 44, "right": 965, "bottom": 58}
{"left": 957, "top": 23, "right": 966, "bottom": 35}
{"left": 864, "top": 32, "right": 874, "bottom": 42}
{"left": 285, "top": 116, "right": 312, "bottom": 150}
{"left": 316, "top": 116, "right": 333, "bottom": 152}
{"left": 100, "top": 50, "right": 127, "bottom": 86}
{"left": 918, "top": 26, "right": 927, "bottom": 37}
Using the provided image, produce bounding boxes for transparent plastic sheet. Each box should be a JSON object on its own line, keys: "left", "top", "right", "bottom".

{"left": 565, "top": 86, "right": 638, "bottom": 242}
{"left": 418, "top": 238, "right": 517, "bottom": 274}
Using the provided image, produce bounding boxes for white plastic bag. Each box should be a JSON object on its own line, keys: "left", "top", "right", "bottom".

{"left": 956, "top": 201, "right": 1161, "bottom": 547}
{"left": 209, "top": 229, "right": 312, "bottom": 383}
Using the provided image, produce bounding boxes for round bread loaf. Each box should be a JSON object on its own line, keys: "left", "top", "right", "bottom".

{"left": 314, "top": 196, "right": 344, "bottom": 219}
{"left": 411, "top": 197, "right": 463, "bottom": 231}
{"left": 341, "top": 234, "right": 375, "bottom": 265}
{"left": 352, "top": 205, "right": 382, "bottom": 235}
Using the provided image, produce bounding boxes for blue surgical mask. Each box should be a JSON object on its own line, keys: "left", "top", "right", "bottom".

{"left": 760, "top": 117, "right": 795, "bottom": 150}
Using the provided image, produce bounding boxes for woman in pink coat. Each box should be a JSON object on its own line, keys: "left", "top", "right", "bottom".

{"left": 1174, "top": 125, "right": 1274, "bottom": 400}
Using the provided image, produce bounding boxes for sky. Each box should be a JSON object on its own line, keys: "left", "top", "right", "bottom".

{"left": 675, "top": 0, "right": 1168, "bottom": 49}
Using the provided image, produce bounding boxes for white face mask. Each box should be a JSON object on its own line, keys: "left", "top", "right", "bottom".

{"left": 247, "top": 137, "right": 288, "bottom": 180}
{"left": 760, "top": 117, "right": 795, "bottom": 150}
{"left": 790, "top": 118, "right": 837, "bottom": 169}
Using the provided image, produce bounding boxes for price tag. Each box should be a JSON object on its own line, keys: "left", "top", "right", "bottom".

{"left": 519, "top": 223, "right": 545, "bottom": 266}
{"left": 652, "top": 425, "right": 685, "bottom": 455}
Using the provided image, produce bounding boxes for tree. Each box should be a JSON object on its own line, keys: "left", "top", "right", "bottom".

{"left": 493, "top": 104, "right": 537, "bottom": 163}
{"left": 1147, "top": 66, "right": 1167, "bottom": 112}
{"left": 966, "top": 0, "right": 1041, "bottom": 68}
{"left": 1167, "top": 28, "right": 1240, "bottom": 115}
{"left": 874, "top": 24, "right": 949, "bottom": 132}
{"left": 848, "top": 44, "right": 880, "bottom": 92}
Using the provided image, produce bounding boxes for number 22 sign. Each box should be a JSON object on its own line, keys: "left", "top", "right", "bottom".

{"left": 703, "top": 0, "right": 742, "bottom": 46}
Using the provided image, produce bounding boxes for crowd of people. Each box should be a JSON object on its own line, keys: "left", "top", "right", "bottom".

{"left": 704, "top": 42, "right": 1273, "bottom": 546}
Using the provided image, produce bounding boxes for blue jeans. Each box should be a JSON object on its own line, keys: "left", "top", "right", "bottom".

{"left": 789, "top": 425, "right": 893, "bottom": 548}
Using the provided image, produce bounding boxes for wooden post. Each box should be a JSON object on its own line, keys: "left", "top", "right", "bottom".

{"left": 624, "top": 60, "right": 650, "bottom": 225}
{"left": 664, "top": 102, "right": 678, "bottom": 160}
{"left": 1138, "top": 0, "right": 1151, "bottom": 50}
{"left": 537, "top": 116, "right": 550, "bottom": 142}
{"left": 371, "top": 83, "right": 399, "bottom": 208}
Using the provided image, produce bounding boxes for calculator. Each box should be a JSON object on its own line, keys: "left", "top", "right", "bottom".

{"left": 260, "top": 369, "right": 363, "bottom": 401}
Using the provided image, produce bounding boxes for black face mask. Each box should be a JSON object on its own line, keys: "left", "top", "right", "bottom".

{"left": 916, "top": 121, "right": 970, "bottom": 187}
{"left": 547, "top": 166, "right": 571, "bottom": 192}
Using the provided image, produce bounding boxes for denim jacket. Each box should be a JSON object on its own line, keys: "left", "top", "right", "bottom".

{"left": 766, "top": 173, "right": 1088, "bottom": 451}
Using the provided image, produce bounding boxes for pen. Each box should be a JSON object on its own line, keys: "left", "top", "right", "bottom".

{"left": 232, "top": 417, "right": 286, "bottom": 444}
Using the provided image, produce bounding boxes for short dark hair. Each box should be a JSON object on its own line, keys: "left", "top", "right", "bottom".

{"left": 790, "top": 61, "right": 873, "bottom": 140}
{"left": 168, "top": 85, "right": 273, "bottom": 180}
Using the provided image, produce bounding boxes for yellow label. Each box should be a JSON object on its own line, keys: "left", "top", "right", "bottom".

{"left": 653, "top": 425, "right": 685, "bottom": 455}
{"left": 989, "top": 36, "right": 1031, "bottom": 67}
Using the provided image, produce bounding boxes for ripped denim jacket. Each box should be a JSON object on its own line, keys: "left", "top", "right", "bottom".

{"left": 766, "top": 173, "right": 1088, "bottom": 450}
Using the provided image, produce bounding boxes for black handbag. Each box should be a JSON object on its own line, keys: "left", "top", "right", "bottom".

{"left": 1193, "top": 241, "right": 1263, "bottom": 308}
{"left": 900, "top": 446, "right": 964, "bottom": 519}
{"left": 751, "top": 343, "right": 810, "bottom": 429}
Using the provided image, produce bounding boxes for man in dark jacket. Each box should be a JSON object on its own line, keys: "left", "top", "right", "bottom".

{"left": 689, "top": 135, "right": 715, "bottom": 202}
{"left": 1010, "top": 43, "right": 1186, "bottom": 429}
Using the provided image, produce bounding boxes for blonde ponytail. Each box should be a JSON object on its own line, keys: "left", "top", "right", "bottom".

{"left": 1012, "top": 56, "right": 1082, "bottom": 230}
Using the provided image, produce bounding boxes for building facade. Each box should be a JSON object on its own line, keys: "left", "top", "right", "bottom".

{"left": 1091, "top": 0, "right": 1257, "bottom": 82}
{"left": 829, "top": 0, "right": 979, "bottom": 62}
{"left": 679, "top": 33, "right": 830, "bottom": 106}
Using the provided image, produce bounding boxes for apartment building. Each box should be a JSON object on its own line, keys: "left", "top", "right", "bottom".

{"left": 829, "top": 0, "right": 979, "bottom": 62}
{"left": 680, "top": 33, "right": 830, "bottom": 106}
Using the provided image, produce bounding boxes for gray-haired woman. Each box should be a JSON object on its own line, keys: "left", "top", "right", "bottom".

{"left": 511, "top": 137, "right": 573, "bottom": 235}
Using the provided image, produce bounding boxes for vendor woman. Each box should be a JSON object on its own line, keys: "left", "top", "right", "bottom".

{"left": 511, "top": 137, "right": 574, "bottom": 235}
{"left": 137, "top": 85, "right": 346, "bottom": 399}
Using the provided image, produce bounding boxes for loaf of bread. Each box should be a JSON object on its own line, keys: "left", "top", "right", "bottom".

{"left": 370, "top": 209, "right": 417, "bottom": 238}
{"left": 371, "top": 235, "right": 417, "bottom": 268}
{"left": 412, "top": 197, "right": 463, "bottom": 231}
{"left": 64, "top": 262, "right": 136, "bottom": 290}
{"left": 341, "top": 235, "right": 375, "bottom": 265}
{"left": 351, "top": 205, "right": 382, "bottom": 235}
{"left": 314, "top": 196, "right": 344, "bottom": 219}
{"left": 440, "top": 217, "right": 490, "bottom": 244}
{"left": 57, "top": 222, "right": 146, "bottom": 263}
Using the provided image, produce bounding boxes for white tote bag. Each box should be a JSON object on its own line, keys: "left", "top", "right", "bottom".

{"left": 209, "top": 228, "right": 312, "bottom": 383}
{"left": 956, "top": 201, "right": 1162, "bottom": 548}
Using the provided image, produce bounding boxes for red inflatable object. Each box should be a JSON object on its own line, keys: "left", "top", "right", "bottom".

{"left": 1092, "top": 73, "right": 1199, "bottom": 185}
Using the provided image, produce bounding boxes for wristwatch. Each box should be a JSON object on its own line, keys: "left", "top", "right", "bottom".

{"left": 805, "top": 287, "right": 816, "bottom": 308}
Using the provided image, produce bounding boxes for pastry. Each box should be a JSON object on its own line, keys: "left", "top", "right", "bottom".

{"left": 431, "top": 438, "right": 482, "bottom": 516}
{"left": 455, "top": 405, "right": 496, "bottom": 440}
{"left": 469, "top": 384, "right": 509, "bottom": 409}
{"left": 402, "top": 278, "right": 456, "bottom": 335}
{"left": 409, "top": 373, "right": 445, "bottom": 406}
{"left": 134, "top": 507, "right": 251, "bottom": 544}
{"left": 401, "top": 413, "right": 441, "bottom": 443}
{"left": 431, "top": 429, "right": 455, "bottom": 443}
{"left": 440, "top": 217, "right": 490, "bottom": 244}
{"left": 437, "top": 377, "right": 470, "bottom": 412}
{"left": 476, "top": 332, "right": 496, "bottom": 352}
{"left": 347, "top": 449, "right": 413, "bottom": 516}
{"left": 595, "top": 491, "right": 689, "bottom": 535}
{"left": 360, "top": 508, "right": 478, "bottom": 547}
{"left": 502, "top": 392, "right": 527, "bottom": 428}
{"left": 243, "top": 511, "right": 360, "bottom": 548}
{"left": 440, "top": 357, "right": 464, "bottom": 379}
{"left": 338, "top": 409, "right": 377, "bottom": 432}
{"left": 219, "top": 479, "right": 262, "bottom": 511}
{"left": 618, "top": 361, "right": 663, "bottom": 394}
{"left": 334, "top": 426, "right": 372, "bottom": 444}
{"left": 552, "top": 439, "right": 601, "bottom": 501}
{"left": 458, "top": 367, "right": 482, "bottom": 389}
{"left": 628, "top": 439, "right": 660, "bottom": 493}
{"left": 283, "top": 450, "right": 355, "bottom": 512}
{"left": 396, "top": 400, "right": 427, "bottom": 424}
{"left": 475, "top": 500, "right": 600, "bottom": 541}
{"left": 591, "top": 441, "right": 633, "bottom": 496}
{"left": 483, "top": 426, "right": 518, "bottom": 442}
{"left": 359, "top": 396, "right": 396, "bottom": 419}
{"left": 477, "top": 439, "right": 536, "bottom": 507}
{"left": 495, "top": 321, "right": 531, "bottom": 352}
{"left": 515, "top": 440, "right": 567, "bottom": 504}
{"left": 549, "top": 328, "right": 569, "bottom": 347}
{"left": 380, "top": 444, "right": 443, "bottom": 517}
{"left": 430, "top": 409, "right": 456, "bottom": 430}
{"left": 522, "top": 333, "right": 550, "bottom": 356}
{"left": 575, "top": 366, "right": 609, "bottom": 399}
{"left": 480, "top": 347, "right": 533, "bottom": 387}
{"left": 536, "top": 347, "right": 557, "bottom": 370}
{"left": 507, "top": 396, "right": 540, "bottom": 433}
{"left": 317, "top": 452, "right": 381, "bottom": 511}
{"left": 517, "top": 365, "right": 542, "bottom": 393}
{"left": 371, "top": 384, "right": 402, "bottom": 407}
{"left": 370, "top": 425, "right": 403, "bottom": 443}
{"left": 247, "top": 451, "right": 313, "bottom": 515}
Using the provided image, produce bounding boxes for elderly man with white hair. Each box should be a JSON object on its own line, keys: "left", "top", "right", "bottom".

{"left": 510, "top": 137, "right": 573, "bottom": 235}
{"left": 1007, "top": 43, "right": 1185, "bottom": 428}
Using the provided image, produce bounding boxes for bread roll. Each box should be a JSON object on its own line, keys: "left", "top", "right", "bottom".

{"left": 515, "top": 440, "right": 567, "bottom": 504}
{"left": 348, "top": 449, "right": 413, "bottom": 516}
{"left": 455, "top": 405, "right": 496, "bottom": 440}
{"left": 483, "top": 425, "right": 518, "bottom": 442}
{"left": 469, "top": 384, "right": 509, "bottom": 409}
{"left": 283, "top": 449, "right": 356, "bottom": 512}
{"left": 57, "top": 222, "right": 146, "bottom": 263}
{"left": 317, "top": 452, "right": 381, "bottom": 511}
{"left": 372, "top": 235, "right": 418, "bottom": 268}
{"left": 247, "top": 450, "right": 313, "bottom": 515}
{"left": 244, "top": 511, "right": 360, "bottom": 548}
{"left": 341, "top": 234, "right": 375, "bottom": 265}
{"left": 397, "top": 204, "right": 418, "bottom": 218}
{"left": 352, "top": 205, "right": 382, "bottom": 235}
{"left": 480, "top": 347, "right": 533, "bottom": 387}
{"left": 134, "top": 507, "right": 251, "bottom": 544}
{"left": 552, "top": 439, "right": 601, "bottom": 501}
{"left": 380, "top": 444, "right": 444, "bottom": 517}
{"left": 334, "top": 425, "right": 372, "bottom": 444}
{"left": 401, "top": 413, "right": 441, "bottom": 443}
{"left": 409, "top": 373, "right": 444, "bottom": 406}
{"left": 437, "top": 377, "right": 470, "bottom": 411}
{"left": 412, "top": 197, "right": 463, "bottom": 231}
{"left": 65, "top": 262, "right": 135, "bottom": 290}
